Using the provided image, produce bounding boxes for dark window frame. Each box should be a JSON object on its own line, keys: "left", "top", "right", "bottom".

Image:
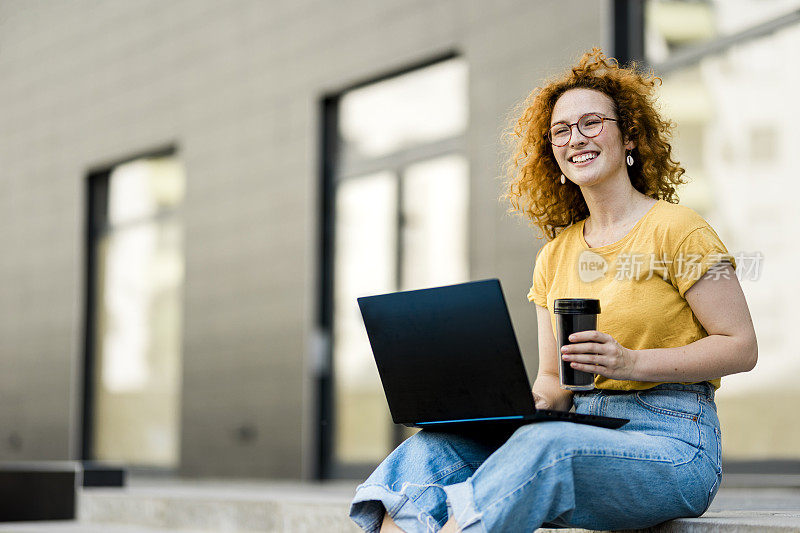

{"left": 80, "top": 145, "right": 178, "bottom": 464}
{"left": 613, "top": 0, "right": 645, "bottom": 66}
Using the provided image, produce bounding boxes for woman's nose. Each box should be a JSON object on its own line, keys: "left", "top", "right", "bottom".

{"left": 569, "top": 125, "right": 588, "bottom": 146}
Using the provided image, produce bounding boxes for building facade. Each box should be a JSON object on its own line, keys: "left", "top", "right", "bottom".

{"left": 1, "top": 0, "right": 797, "bottom": 480}
{"left": 0, "top": 0, "right": 613, "bottom": 479}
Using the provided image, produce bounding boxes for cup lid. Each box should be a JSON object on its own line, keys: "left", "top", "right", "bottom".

{"left": 554, "top": 298, "right": 601, "bottom": 314}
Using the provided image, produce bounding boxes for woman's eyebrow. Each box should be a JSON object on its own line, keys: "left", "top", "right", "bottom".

{"left": 550, "top": 112, "right": 613, "bottom": 126}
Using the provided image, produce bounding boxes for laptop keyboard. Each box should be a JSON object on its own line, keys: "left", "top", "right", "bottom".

{"left": 539, "top": 409, "right": 609, "bottom": 421}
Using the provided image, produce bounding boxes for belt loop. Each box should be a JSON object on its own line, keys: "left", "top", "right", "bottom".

{"left": 697, "top": 381, "right": 713, "bottom": 401}
{"left": 705, "top": 381, "right": 715, "bottom": 401}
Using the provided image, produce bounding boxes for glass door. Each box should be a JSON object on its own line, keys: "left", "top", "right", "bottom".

{"left": 86, "top": 155, "right": 185, "bottom": 468}
{"left": 324, "top": 57, "right": 470, "bottom": 476}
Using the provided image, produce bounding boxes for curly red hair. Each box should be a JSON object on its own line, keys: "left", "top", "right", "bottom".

{"left": 500, "top": 48, "right": 686, "bottom": 240}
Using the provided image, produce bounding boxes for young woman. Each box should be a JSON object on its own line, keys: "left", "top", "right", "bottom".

{"left": 348, "top": 48, "right": 757, "bottom": 533}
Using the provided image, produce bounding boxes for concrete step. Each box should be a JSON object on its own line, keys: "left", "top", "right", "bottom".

{"left": 0, "top": 523, "right": 206, "bottom": 533}
{"left": 6, "top": 478, "right": 793, "bottom": 533}
{"left": 78, "top": 480, "right": 360, "bottom": 533}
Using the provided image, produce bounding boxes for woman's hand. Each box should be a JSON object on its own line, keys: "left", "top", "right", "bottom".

{"left": 560, "top": 330, "right": 639, "bottom": 381}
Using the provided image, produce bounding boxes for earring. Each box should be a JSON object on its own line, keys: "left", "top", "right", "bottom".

{"left": 626, "top": 152, "right": 634, "bottom": 167}
{"left": 560, "top": 174, "right": 566, "bottom": 184}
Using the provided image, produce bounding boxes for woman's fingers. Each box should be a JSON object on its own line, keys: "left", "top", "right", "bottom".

{"left": 563, "top": 353, "right": 605, "bottom": 366}
{"left": 566, "top": 330, "right": 610, "bottom": 343}
{"left": 561, "top": 341, "right": 604, "bottom": 354}
{"left": 559, "top": 331, "right": 631, "bottom": 379}
{"left": 569, "top": 361, "right": 605, "bottom": 375}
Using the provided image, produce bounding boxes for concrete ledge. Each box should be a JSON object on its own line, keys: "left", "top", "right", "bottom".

{"left": 663, "top": 511, "right": 800, "bottom": 532}
{"left": 0, "top": 479, "right": 792, "bottom": 533}
{"left": 79, "top": 496, "right": 360, "bottom": 533}
{"left": 79, "top": 486, "right": 360, "bottom": 533}
{"left": 0, "top": 523, "right": 207, "bottom": 532}
{"left": 538, "top": 511, "right": 800, "bottom": 532}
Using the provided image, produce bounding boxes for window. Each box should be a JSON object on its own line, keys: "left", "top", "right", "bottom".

{"left": 84, "top": 152, "right": 185, "bottom": 468}
{"left": 320, "top": 56, "right": 470, "bottom": 477}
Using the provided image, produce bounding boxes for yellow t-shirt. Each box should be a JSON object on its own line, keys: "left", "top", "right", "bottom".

{"left": 527, "top": 199, "right": 736, "bottom": 391}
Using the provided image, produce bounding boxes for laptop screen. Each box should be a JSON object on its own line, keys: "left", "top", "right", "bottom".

{"left": 357, "top": 279, "right": 536, "bottom": 424}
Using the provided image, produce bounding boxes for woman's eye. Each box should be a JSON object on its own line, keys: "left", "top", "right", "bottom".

{"left": 552, "top": 127, "right": 569, "bottom": 136}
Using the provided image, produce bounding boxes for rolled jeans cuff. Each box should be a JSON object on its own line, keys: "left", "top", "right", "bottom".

{"left": 349, "top": 482, "right": 442, "bottom": 533}
{"left": 443, "top": 480, "right": 485, "bottom": 533}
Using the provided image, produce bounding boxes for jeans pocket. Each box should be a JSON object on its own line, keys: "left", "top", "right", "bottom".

{"left": 634, "top": 389, "right": 702, "bottom": 420}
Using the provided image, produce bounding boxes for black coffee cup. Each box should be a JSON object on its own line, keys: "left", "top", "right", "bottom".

{"left": 554, "top": 298, "right": 601, "bottom": 390}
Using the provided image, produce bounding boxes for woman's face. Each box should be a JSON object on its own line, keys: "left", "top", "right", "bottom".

{"left": 549, "top": 88, "right": 634, "bottom": 188}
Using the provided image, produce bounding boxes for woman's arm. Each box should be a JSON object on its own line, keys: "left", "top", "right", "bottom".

{"left": 532, "top": 304, "right": 574, "bottom": 411}
{"left": 562, "top": 262, "right": 758, "bottom": 382}
{"left": 634, "top": 261, "right": 758, "bottom": 380}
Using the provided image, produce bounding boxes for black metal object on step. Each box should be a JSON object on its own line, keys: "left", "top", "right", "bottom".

{"left": 81, "top": 462, "right": 126, "bottom": 487}
{"left": 0, "top": 462, "right": 77, "bottom": 521}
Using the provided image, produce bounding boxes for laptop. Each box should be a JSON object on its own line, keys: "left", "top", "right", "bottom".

{"left": 357, "top": 278, "right": 628, "bottom": 431}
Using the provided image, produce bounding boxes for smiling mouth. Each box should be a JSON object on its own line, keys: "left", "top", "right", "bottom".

{"left": 570, "top": 152, "right": 598, "bottom": 164}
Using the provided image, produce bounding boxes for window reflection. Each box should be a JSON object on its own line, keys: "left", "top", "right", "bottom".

{"left": 339, "top": 60, "right": 468, "bottom": 159}
{"left": 333, "top": 172, "right": 397, "bottom": 463}
{"left": 401, "top": 155, "right": 470, "bottom": 291}
{"left": 647, "top": 0, "right": 800, "bottom": 460}
{"left": 331, "top": 58, "right": 469, "bottom": 469}
{"left": 93, "top": 157, "right": 185, "bottom": 467}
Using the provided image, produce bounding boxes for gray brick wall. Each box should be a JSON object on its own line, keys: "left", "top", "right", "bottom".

{"left": 0, "top": 0, "right": 608, "bottom": 478}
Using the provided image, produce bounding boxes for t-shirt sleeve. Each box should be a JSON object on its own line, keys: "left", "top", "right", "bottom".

{"left": 527, "top": 243, "right": 549, "bottom": 307}
{"left": 668, "top": 225, "right": 737, "bottom": 298}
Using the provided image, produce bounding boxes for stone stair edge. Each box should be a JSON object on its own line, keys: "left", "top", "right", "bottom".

{"left": 0, "top": 522, "right": 212, "bottom": 533}
{"left": 79, "top": 488, "right": 353, "bottom": 505}
{"left": 76, "top": 490, "right": 800, "bottom": 533}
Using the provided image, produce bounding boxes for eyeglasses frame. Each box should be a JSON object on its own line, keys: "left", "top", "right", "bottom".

{"left": 546, "top": 113, "right": 619, "bottom": 147}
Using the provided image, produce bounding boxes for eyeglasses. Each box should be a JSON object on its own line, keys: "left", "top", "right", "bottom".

{"left": 546, "top": 113, "right": 618, "bottom": 147}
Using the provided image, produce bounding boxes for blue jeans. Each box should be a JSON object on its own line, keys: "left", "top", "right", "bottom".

{"left": 349, "top": 382, "right": 722, "bottom": 532}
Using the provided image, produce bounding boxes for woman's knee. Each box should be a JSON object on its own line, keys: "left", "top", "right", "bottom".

{"left": 507, "top": 421, "right": 576, "bottom": 452}
{"left": 401, "top": 430, "right": 497, "bottom": 464}
{"left": 488, "top": 421, "right": 605, "bottom": 471}
{"left": 367, "top": 430, "right": 491, "bottom": 487}
{"left": 384, "top": 430, "right": 453, "bottom": 465}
